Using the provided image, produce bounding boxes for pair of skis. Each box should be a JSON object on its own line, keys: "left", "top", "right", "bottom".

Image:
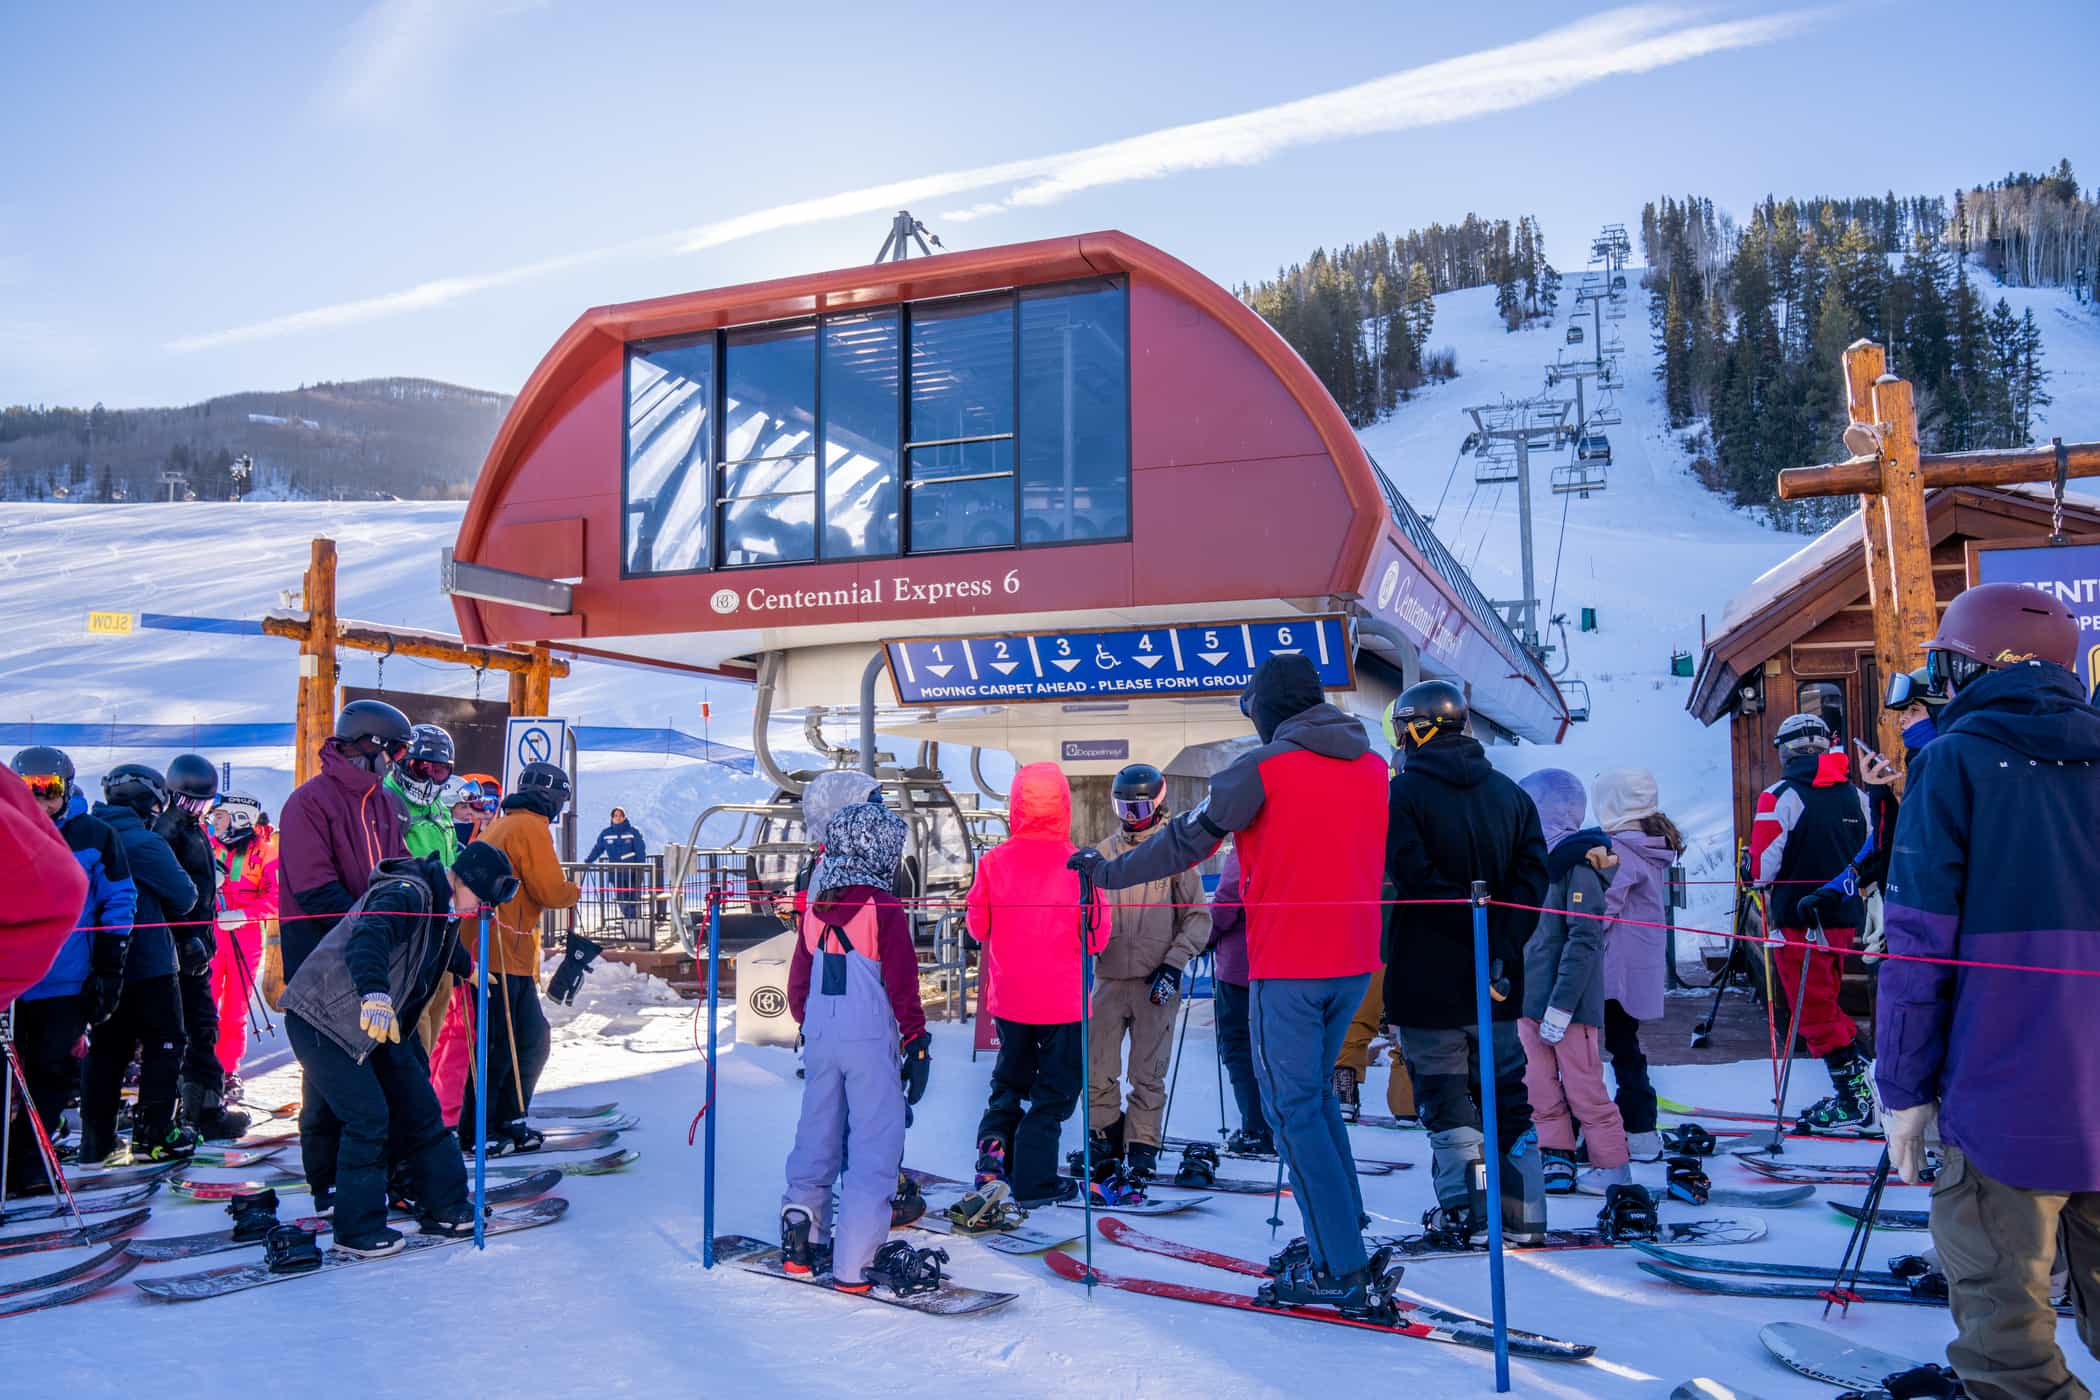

{"left": 1638, "top": 1241, "right": 2065, "bottom": 1315}
{"left": 169, "top": 1146, "right": 637, "bottom": 1200}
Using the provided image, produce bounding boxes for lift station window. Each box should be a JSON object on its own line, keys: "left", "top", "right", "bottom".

{"left": 622, "top": 279, "right": 1130, "bottom": 576}
{"left": 1794, "top": 679, "right": 1847, "bottom": 751}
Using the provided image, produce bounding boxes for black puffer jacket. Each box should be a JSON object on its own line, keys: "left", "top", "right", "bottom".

{"left": 1382, "top": 734, "right": 1548, "bottom": 1028}
{"left": 154, "top": 808, "right": 218, "bottom": 973}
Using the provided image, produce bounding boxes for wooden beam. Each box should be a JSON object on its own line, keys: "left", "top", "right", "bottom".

{"left": 260, "top": 616, "right": 568, "bottom": 678}
{"left": 293, "top": 539, "right": 337, "bottom": 789}
{"left": 1874, "top": 374, "right": 1942, "bottom": 694}
{"left": 517, "top": 645, "right": 554, "bottom": 717}
{"left": 1844, "top": 344, "right": 1910, "bottom": 766}
{"left": 1779, "top": 440, "right": 2100, "bottom": 500}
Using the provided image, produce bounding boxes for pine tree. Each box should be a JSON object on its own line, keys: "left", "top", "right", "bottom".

{"left": 1658, "top": 274, "right": 1694, "bottom": 426}
{"left": 1984, "top": 298, "right": 2024, "bottom": 447}
{"left": 2015, "top": 308, "right": 2052, "bottom": 442}
{"left": 1943, "top": 266, "right": 1990, "bottom": 449}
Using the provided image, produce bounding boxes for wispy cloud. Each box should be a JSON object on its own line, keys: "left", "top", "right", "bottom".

{"left": 328, "top": 0, "right": 547, "bottom": 121}
{"left": 173, "top": 5, "right": 1815, "bottom": 353}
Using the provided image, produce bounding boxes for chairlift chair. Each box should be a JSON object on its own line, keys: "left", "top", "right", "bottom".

{"left": 1560, "top": 678, "right": 1593, "bottom": 723}
{"left": 1474, "top": 451, "right": 1520, "bottom": 485}
{"left": 1566, "top": 324, "right": 1584, "bottom": 345}
{"left": 1551, "top": 460, "right": 1608, "bottom": 498}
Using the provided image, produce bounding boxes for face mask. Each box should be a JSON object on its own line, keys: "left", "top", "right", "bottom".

{"left": 1902, "top": 715, "right": 1938, "bottom": 753}
{"left": 455, "top": 820, "right": 476, "bottom": 846}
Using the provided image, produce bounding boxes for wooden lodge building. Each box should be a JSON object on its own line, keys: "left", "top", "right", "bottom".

{"left": 1689, "top": 485, "right": 2100, "bottom": 849}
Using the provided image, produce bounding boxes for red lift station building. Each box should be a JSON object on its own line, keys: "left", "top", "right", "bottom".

{"left": 445, "top": 230, "right": 1566, "bottom": 783}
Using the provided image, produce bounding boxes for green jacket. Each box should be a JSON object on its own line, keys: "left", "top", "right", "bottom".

{"left": 384, "top": 774, "right": 459, "bottom": 866}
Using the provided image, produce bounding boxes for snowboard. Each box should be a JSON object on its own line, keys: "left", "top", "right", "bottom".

{"left": 173, "top": 1143, "right": 291, "bottom": 1169}
{"left": 173, "top": 1150, "right": 624, "bottom": 1200}
{"left": 1635, "top": 1242, "right": 1926, "bottom": 1285}
{"left": 0, "top": 1181, "right": 159, "bottom": 1225}
{"left": 1830, "top": 1202, "right": 1928, "bottom": 1231}
{"left": 528, "top": 1102, "right": 619, "bottom": 1120}
{"left": 1759, "top": 1321, "right": 1929, "bottom": 1390}
{"left": 1658, "top": 1096, "right": 1790, "bottom": 1123}
{"left": 910, "top": 1189, "right": 1082, "bottom": 1255}
{"left": 22, "top": 1159, "right": 178, "bottom": 1194}
{"left": 0, "top": 1249, "right": 142, "bottom": 1320}
{"left": 1383, "top": 1214, "right": 1766, "bottom": 1262}
{"left": 1645, "top": 1260, "right": 2054, "bottom": 1313}
{"left": 1653, "top": 1183, "right": 1816, "bottom": 1209}
{"left": 461, "top": 1126, "right": 627, "bottom": 1159}
{"left": 711, "top": 1233, "right": 1017, "bottom": 1315}
{"left": 1350, "top": 1113, "right": 1426, "bottom": 1132}
{"left": 1672, "top": 1381, "right": 1770, "bottom": 1400}
{"left": 135, "top": 1199, "right": 570, "bottom": 1301}
{"left": 129, "top": 1170, "right": 563, "bottom": 1261}
{"left": 1738, "top": 1155, "right": 1924, "bottom": 1186}
{"left": 1045, "top": 1246, "right": 1593, "bottom": 1360}
{"left": 1161, "top": 1136, "right": 1404, "bottom": 1174}
{"left": 0, "top": 1207, "right": 152, "bottom": 1260}
{"left": 0, "top": 1241, "right": 131, "bottom": 1300}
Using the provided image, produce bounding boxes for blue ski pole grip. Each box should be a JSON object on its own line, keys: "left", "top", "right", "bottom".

{"left": 1470, "top": 880, "right": 1510, "bottom": 1393}
{"left": 474, "top": 909, "right": 491, "bottom": 1252}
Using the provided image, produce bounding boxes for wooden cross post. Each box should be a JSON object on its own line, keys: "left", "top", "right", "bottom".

{"left": 293, "top": 539, "right": 339, "bottom": 789}
{"left": 1779, "top": 340, "right": 2100, "bottom": 773}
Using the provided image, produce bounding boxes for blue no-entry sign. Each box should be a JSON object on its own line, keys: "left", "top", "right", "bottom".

{"left": 885, "top": 616, "right": 1354, "bottom": 706}
{"left": 503, "top": 717, "right": 570, "bottom": 793}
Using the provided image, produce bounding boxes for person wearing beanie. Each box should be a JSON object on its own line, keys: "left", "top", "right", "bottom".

{"left": 279, "top": 842, "right": 516, "bottom": 1255}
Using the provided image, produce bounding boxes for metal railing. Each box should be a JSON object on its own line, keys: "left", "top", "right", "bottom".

{"left": 537, "top": 856, "right": 669, "bottom": 950}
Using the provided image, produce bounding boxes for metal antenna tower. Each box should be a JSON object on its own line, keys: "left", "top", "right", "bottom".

{"left": 874, "top": 211, "right": 944, "bottom": 262}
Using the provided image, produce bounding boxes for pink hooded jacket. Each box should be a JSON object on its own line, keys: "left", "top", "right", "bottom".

{"left": 967, "top": 764, "right": 1109, "bottom": 1025}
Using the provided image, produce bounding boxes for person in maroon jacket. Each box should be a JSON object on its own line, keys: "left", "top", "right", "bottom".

{"left": 277, "top": 699, "right": 412, "bottom": 1207}
{"left": 1072, "top": 654, "right": 1393, "bottom": 1320}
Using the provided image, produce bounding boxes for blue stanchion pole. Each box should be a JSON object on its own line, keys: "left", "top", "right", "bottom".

{"left": 1077, "top": 870, "right": 1097, "bottom": 1293}
{"left": 703, "top": 893, "right": 721, "bottom": 1269}
{"left": 474, "top": 909, "right": 491, "bottom": 1252}
{"left": 1470, "top": 881, "right": 1511, "bottom": 1393}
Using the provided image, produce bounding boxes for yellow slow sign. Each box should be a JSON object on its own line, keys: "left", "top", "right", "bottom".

{"left": 86, "top": 611, "right": 136, "bottom": 636}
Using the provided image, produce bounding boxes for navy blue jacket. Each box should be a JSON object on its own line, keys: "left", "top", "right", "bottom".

{"left": 24, "top": 794, "right": 137, "bottom": 1001}
{"left": 1881, "top": 661, "right": 2100, "bottom": 1190}
{"left": 586, "top": 821, "right": 646, "bottom": 864}
{"left": 91, "top": 803, "right": 196, "bottom": 981}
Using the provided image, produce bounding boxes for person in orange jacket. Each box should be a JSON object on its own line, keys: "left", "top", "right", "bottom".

{"left": 207, "top": 792, "right": 277, "bottom": 1086}
{"left": 464, "top": 762, "right": 579, "bottom": 1154}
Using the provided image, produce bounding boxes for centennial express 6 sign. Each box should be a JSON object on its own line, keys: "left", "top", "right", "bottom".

{"left": 885, "top": 616, "right": 1355, "bottom": 706}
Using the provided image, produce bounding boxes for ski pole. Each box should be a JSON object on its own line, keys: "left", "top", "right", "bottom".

{"left": 1744, "top": 916, "right": 1819, "bottom": 1157}
{"left": 1470, "top": 881, "right": 1510, "bottom": 1394}
{"left": 1212, "top": 955, "right": 1228, "bottom": 1141}
{"left": 474, "top": 909, "right": 490, "bottom": 1251}
{"left": 1823, "top": 1147, "right": 1892, "bottom": 1317}
{"left": 229, "top": 929, "right": 275, "bottom": 1040}
{"left": 703, "top": 889, "right": 721, "bottom": 1269}
{"left": 0, "top": 1004, "right": 12, "bottom": 1224}
{"left": 6, "top": 1033, "right": 83, "bottom": 1228}
{"left": 1077, "top": 867, "right": 1098, "bottom": 1294}
{"left": 1160, "top": 968, "right": 1193, "bottom": 1144}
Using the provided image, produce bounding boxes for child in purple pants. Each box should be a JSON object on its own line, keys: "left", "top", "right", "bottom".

{"left": 779, "top": 801, "right": 934, "bottom": 1293}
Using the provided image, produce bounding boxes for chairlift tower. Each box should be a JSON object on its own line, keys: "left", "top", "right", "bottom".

{"left": 1463, "top": 395, "right": 1573, "bottom": 648}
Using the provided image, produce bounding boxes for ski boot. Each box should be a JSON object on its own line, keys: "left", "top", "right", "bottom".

{"left": 1265, "top": 1236, "right": 1310, "bottom": 1277}
{"left": 1067, "top": 1128, "right": 1126, "bottom": 1186}
{"left": 1626, "top": 1129, "right": 1665, "bottom": 1163}
{"left": 1797, "top": 1046, "right": 1883, "bottom": 1138}
{"left": 496, "top": 1119, "right": 547, "bottom": 1156}
{"left": 335, "top": 1224, "right": 405, "bottom": 1259}
{"left": 779, "top": 1205, "right": 831, "bottom": 1277}
{"left": 1174, "top": 1143, "right": 1220, "bottom": 1189}
{"left": 129, "top": 1122, "right": 202, "bottom": 1163}
{"left": 1332, "top": 1065, "right": 1361, "bottom": 1124}
{"left": 973, "top": 1136, "right": 1008, "bottom": 1189}
{"left": 1596, "top": 1183, "right": 1660, "bottom": 1242}
{"left": 1258, "top": 1246, "right": 1403, "bottom": 1322}
{"left": 1664, "top": 1155, "right": 1712, "bottom": 1206}
{"left": 417, "top": 1202, "right": 481, "bottom": 1239}
{"left": 1542, "top": 1146, "right": 1579, "bottom": 1196}
{"left": 944, "top": 1180, "right": 1027, "bottom": 1234}
{"left": 225, "top": 1187, "right": 281, "bottom": 1243}
{"left": 181, "top": 1080, "right": 252, "bottom": 1143}
{"left": 1502, "top": 1130, "right": 1548, "bottom": 1246}
{"left": 1660, "top": 1122, "right": 1718, "bottom": 1157}
{"left": 1224, "top": 1126, "right": 1274, "bottom": 1157}
{"left": 1124, "top": 1140, "right": 1161, "bottom": 1183}
{"left": 1575, "top": 1163, "right": 1632, "bottom": 1195}
{"left": 1888, "top": 1254, "right": 1952, "bottom": 1302}
{"left": 852, "top": 1240, "right": 948, "bottom": 1298}
{"left": 263, "top": 1222, "right": 322, "bottom": 1275}
{"left": 889, "top": 1172, "right": 927, "bottom": 1229}
{"left": 1419, "top": 1200, "right": 1486, "bottom": 1251}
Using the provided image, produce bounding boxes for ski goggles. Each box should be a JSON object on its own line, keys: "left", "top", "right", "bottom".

{"left": 404, "top": 758, "right": 454, "bottom": 785}
{"left": 176, "top": 793, "right": 217, "bottom": 816}
{"left": 1112, "top": 795, "right": 1162, "bottom": 825}
{"left": 1883, "top": 670, "right": 1943, "bottom": 711}
{"left": 18, "top": 773, "right": 66, "bottom": 802}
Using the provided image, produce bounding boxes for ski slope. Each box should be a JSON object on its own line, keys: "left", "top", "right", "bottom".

{"left": 7, "top": 268, "right": 2100, "bottom": 1396}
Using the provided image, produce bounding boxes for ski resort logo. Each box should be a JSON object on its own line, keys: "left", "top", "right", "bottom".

{"left": 710, "top": 588, "right": 740, "bottom": 615}
{"left": 749, "top": 987, "right": 787, "bottom": 1018}
{"left": 1376, "top": 561, "right": 1400, "bottom": 610}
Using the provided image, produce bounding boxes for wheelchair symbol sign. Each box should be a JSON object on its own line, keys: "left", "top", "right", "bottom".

{"left": 503, "top": 717, "right": 570, "bottom": 794}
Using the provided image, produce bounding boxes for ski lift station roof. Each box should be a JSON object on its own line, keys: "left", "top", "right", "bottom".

{"left": 446, "top": 231, "right": 1567, "bottom": 765}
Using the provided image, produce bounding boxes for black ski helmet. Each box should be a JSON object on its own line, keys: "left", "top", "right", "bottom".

{"left": 396, "top": 723, "right": 457, "bottom": 804}
{"left": 335, "top": 698, "right": 413, "bottom": 748}
{"left": 1110, "top": 763, "right": 1167, "bottom": 830}
{"left": 10, "top": 745, "right": 75, "bottom": 785}
{"left": 166, "top": 753, "right": 219, "bottom": 803}
{"left": 1388, "top": 679, "right": 1468, "bottom": 749}
{"left": 517, "top": 761, "right": 572, "bottom": 806}
{"left": 102, "top": 762, "right": 171, "bottom": 818}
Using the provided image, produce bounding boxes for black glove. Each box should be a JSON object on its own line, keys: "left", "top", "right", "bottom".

{"left": 448, "top": 941, "right": 474, "bottom": 982}
{"left": 178, "top": 931, "right": 214, "bottom": 977}
{"left": 546, "top": 932, "right": 604, "bottom": 1006}
{"left": 1795, "top": 889, "right": 1835, "bottom": 929}
{"left": 83, "top": 971, "right": 123, "bottom": 1025}
{"left": 900, "top": 1031, "right": 932, "bottom": 1105}
{"left": 1066, "top": 849, "right": 1107, "bottom": 882}
{"left": 1146, "top": 963, "right": 1181, "bottom": 1007}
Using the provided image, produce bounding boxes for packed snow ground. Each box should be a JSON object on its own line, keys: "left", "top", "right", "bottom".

{"left": 6, "top": 266, "right": 2100, "bottom": 1394}
{"left": 13, "top": 976, "right": 2096, "bottom": 1399}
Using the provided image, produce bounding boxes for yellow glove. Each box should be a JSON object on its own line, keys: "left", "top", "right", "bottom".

{"left": 358, "top": 993, "right": 400, "bottom": 1044}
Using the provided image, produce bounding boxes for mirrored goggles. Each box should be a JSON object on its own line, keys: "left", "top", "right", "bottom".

{"left": 406, "top": 758, "right": 454, "bottom": 784}
{"left": 20, "top": 773, "right": 66, "bottom": 802}
{"left": 176, "top": 793, "right": 217, "bottom": 816}
{"left": 1884, "top": 670, "right": 1940, "bottom": 710}
{"left": 1112, "top": 795, "right": 1162, "bottom": 825}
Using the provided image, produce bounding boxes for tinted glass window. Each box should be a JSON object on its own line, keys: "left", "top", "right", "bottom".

{"left": 909, "top": 444, "right": 1015, "bottom": 552}
{"left": 625, "top": 338, "right": 713, "bottom": 574}
{"left": 720, "top": 323, "right": 816, "bottom": 566}
{"left": 821, "top": 312, "right": 899, "bottom": 558}
{"left": 909, "top": 296, "right": 1013, "bottom": 443}
{"left": 1019, "top": 280, "right": 1128, "bottom": 543}
{"left": 1795, "top": 680, "right": 1847, "bottom": 748}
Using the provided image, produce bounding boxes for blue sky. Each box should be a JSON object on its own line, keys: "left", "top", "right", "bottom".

{"left": 6, "top": 0, "right": 2097, "bottom": 408}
